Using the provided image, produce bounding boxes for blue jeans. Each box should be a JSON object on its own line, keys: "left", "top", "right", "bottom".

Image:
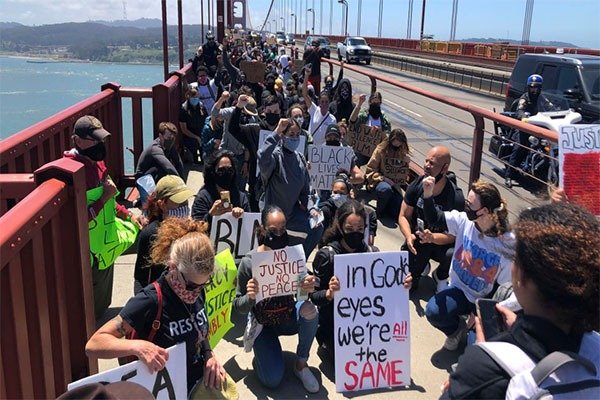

{"left": 425, "top": 287, "right": 475, "bottom": 336}
{"left": 375, "top": 181, "right": 402, "bottom": 219}
{"left": 252, "top": 301, "right": 319, "bottom": 388}
{"left": 286, "top": 207, "right": 325, "bottom": 258}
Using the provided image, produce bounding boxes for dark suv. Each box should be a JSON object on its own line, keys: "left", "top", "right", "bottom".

{"left": 505, "top": 53, "right": 600, "bottom": 123}
{"left": 304, "top": 36, "right": 331, "bottom": 58}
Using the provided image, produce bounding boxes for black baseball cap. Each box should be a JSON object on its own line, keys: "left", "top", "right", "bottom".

{"left": 73, "top": 115, "right": 111, "bottom": 141}
{"left": 325, "top": 123, "right": 341, "bottom": 138}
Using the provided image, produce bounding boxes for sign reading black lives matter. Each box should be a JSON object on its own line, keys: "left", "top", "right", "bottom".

{"left": 334, "top": 251, "right": 411, "bottom": 393}
{"left": 307, "top": 144, "right": 353, "bottom": 190}
{"left": 346, "top": 124, "right": 386, "bottom": 158}
{"left": 251, "top": 244, "right": 306, "bottom": 302}
{"left": 209, "top": 212, "right": 261, "bottom": 262}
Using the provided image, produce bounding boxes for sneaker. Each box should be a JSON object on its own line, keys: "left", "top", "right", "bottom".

{"left": 294, "top": 365, "right": 320, "bottom": 393}
{"left": 243, "top": 313, "right": 262, "bottom": 353}
{"left": 443, "top": 317, "right": 468, "bottom": 351}
{"left": 504, "top": 177, "right": 513, "bottom": 188}
{"left": 432, "top": 269, "right": 449, "bottom": 293}
{"left": 421, "top": 262, "right": 431, "bottom": 277}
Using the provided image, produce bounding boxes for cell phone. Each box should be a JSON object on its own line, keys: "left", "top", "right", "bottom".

{"left": 220, "top": 191, "right": 231, "bottom": 208}
{"left": 476, "top": 299, "right": 504, "bottom": 340}
{"left": 416, "top": 218, "right": 425, "bottom": 233}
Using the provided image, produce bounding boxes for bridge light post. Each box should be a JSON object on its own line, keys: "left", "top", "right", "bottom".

{"left": 291, "top": 13, "right": 297, "bottom": 34}
{"left": 338, "top": 0, "right": 348, "bottom": 36}
{"left": 307, "top": 8, "right": 315, "bottom": 34}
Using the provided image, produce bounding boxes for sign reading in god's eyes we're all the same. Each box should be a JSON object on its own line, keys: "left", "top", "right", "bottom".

{"left": 334, "top": 251, "right": 411, "bottom": 393}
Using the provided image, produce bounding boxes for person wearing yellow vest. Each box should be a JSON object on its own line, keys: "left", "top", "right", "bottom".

{"left": 64, "top": 115, "right": 144, "bottom": 319}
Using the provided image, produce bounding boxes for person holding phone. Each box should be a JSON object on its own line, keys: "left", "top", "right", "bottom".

{"left": 421, "top": 177, "right": 514, "bottom": 351}
{"left": 191, "top": 149, "right": 249, "bottom": 226}
{"left": 441, "top": 203, "right": 600, "bottom": 399}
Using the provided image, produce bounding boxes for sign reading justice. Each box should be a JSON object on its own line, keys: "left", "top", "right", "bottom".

{"left": 251, "top": 244, "right": 306, "bottom": 302}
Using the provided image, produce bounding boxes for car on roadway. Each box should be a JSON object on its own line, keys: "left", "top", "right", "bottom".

{"left": 285, "top": 33, "right": 296, "bottom": 46}
{"left": 276, "top": 32, "right": 286, "bottom": 45}
{"left": 506, "top": 53, "right": 600, "bottom": 123}
{"left": 304, "top": 36, "right": 331, "bottom": 58}
{"left": 337, "top": 36, "right": 373, "bottom": 64}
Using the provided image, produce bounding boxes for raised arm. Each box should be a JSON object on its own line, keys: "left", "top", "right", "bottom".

{"left": 349, "top": 93, "right": 366, "bottom": 123}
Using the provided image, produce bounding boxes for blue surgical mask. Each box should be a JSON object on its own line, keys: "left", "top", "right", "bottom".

{"left": 167, "top": 204, "right": 190, "bottom": 219}
{"left": 189, "top": 97, "right": 200, "bottom": 106}
{"left": 330, "top": 193, "right": 348, "bottom": 208}
{"left": 283, "top": 136, "right": 301, "bottom": 152}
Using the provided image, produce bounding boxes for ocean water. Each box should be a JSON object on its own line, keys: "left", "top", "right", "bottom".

{"left": 0, "top": 56, "right": 168, "bottom": 172}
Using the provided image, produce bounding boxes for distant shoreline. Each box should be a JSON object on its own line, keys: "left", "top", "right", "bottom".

{"left": 0, "top": 52, "right": 165, "bottom": 66}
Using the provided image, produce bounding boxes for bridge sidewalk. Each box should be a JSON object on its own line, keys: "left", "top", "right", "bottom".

{"left": 94, "top": 166, "right": 464, "bottom": 400}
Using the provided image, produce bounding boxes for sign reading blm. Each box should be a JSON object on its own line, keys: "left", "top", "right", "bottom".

{"left": 209, "top": 212, "right": 261, "bottom": 262}
{"left": 307, "top": 144, "right": 353, "bottom": 190}
{"left": 334, "top": 251, "right": 411, "bottom": 393}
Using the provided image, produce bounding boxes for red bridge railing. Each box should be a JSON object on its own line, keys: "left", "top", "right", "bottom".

{"left": 0, "top": 159, "right": 96, "bottom": 399}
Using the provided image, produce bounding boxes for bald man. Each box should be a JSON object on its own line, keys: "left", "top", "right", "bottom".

{"left": 398, "top": 146, "right": 465, "bottom": 292}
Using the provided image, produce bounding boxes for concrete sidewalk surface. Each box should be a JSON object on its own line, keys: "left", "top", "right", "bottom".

{"left": 96, "top": 167, "right": 465, "bottom": 399}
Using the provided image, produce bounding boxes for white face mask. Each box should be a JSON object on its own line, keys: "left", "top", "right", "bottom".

{"left": 167, "top": 204, "right": 190, "bottom": 219}
{"left": 294, "top": 116, "right": 304, "bottom": 127}
{"left": 330, "top": 193, "right": 348, "bottom": 208}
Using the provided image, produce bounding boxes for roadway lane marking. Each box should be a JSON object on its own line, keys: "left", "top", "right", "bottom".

{"left": 385, "top": 100, "right": 422, "bottom": 118}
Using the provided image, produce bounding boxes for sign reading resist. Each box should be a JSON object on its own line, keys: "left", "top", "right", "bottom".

{"left": 307, "top": 144, "right": 354, "bottom": 190}
{"left": 251, "top": 244, "right": 306, "bottom": 302}
{"left": 68, "top": 343, "right": 186, "bottom": 400}
{"left": 334, "top": 251, "right": 411, "bottom": 393}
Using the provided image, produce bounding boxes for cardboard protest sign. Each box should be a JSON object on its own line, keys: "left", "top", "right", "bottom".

{"left": 346, "top": 124, "right": 386, "bottom": 158}
{"left": 383, "top": 156, "right": 410, "bottom": 192}
{"left": 251, "top": 244, "right": 306, "bottom": 302}
{"left": 334, "top": 251, "right": 411, "bottom": 393}
{"left": 307, "top": 145, "right": 354, "bottom": 190}
{"left": 68, "top": 343, "right": 186, "bottom": 399}
{"left": 240, "top": 60, "right": 267, "bottom": 83}
{"left": 210, "top": 212, "right": 261, "bottom": 261}
{"left": 559, "top": 124, "right": 600, "bottom": 216}
{"left": 205, "top": 248, "right": 237, "bottom": 348}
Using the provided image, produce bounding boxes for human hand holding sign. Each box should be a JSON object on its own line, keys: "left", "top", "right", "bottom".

{"left": 326, "top": 275, "right": 340, "bottom": 301}
{"left": 246, "top": 278, "right": 259, "bottom": 301}
{"left": 134, "top": 340, "right": 170, "bottom": 373}
{"left": 301, "top": 274, "right": 316, "bottom": 294}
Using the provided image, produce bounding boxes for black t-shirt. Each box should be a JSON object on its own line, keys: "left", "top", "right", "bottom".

{"left": 120, "top": 275, "right": 209, "bottom": 390}
{"left": 179, "top": 102, "right": 207, "bottom": 136}
{"left": 404, "top": 175, "right": 464, "bottom": 233}
{"left": 133, "top": 219, "right": 166, "bottom": 288}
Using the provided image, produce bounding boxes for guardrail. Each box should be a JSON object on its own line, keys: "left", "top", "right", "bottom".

{"left": 323, "top": 58, "right": 557, "bottom": 186}
{"left": 0, "top": 159, "right": 96, "bottom": 398}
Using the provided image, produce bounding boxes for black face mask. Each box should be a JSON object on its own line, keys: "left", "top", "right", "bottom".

{"left": 214, "top": 168, "right": 235, "bottom": 189}
{"left": 162, "top": 138, "right": 175, "bottom": 151}
{"left": 369, "top": 104, "right": 382, "bottom": 118}
{"left": 343, "top": 231, "right": 364, "bottom": 249}
{"left": 465, "top": 208, "right": 480, "bottom": 221}
{"left": 264, "top": 230, "right": 288, "bottom": 250}
{"left": 325, "top": 81, "right": 333, "bottom": 90}
{"left": 78, "top": 141, "right": 106, "bottom": 161}
{"left": 265, "top": 112, "right": 280, "bottom": 126}
{"left": 326, "top": 140, "right": 340, "bottom": 147}
{"left": 434, "top": 172, "right": 445, "bottom": 183}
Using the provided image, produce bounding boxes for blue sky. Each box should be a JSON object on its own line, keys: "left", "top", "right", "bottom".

{"left": 2, "top": 0, "right": 599, "bottom": 48}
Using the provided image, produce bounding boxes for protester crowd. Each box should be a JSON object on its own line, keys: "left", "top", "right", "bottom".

{"left": 73, "top": 31, "right": 599, "bottom": 400}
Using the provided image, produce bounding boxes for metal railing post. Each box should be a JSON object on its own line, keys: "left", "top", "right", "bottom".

{"left": 469, "top": 114, "right": 485, "bottom": 183}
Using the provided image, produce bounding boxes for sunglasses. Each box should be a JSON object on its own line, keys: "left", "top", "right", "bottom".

{"left": 182, "top": 273, "right": 212, "bottom": 291}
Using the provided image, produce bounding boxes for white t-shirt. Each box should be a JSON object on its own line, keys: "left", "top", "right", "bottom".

{"left": 308, "top": 102, "right": 337, "bottom": 146}
{"left": 190, "top": 81, "right": 217, "bottom": 114}
{"left": 445, "top": 210, "right": 515, "bottom": 303}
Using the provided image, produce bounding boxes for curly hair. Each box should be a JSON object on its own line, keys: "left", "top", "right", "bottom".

{"left": 471, "top": 180, "right": 509, "bottom": 236}
{"left": 321, "top": 199, "right": 367, "bottom": 245}
{"left": 514, "top": 203, "right": 599, "bottom": 333}
{"left": 150, "top": 218, "right": 209, "bottom": 265}
{"left": 143, "top": 192, "right": 163, "bottom": 223}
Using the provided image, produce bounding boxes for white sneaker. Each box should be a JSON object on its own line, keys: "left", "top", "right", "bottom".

{"left": 243, "top": 313, "right": 262, "bottom": 353}
{"left": 294, "top": 366, "right": 320, "bottom": 393}
{"left": 443, "top": 318, "right": 467, "bottom": 351}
